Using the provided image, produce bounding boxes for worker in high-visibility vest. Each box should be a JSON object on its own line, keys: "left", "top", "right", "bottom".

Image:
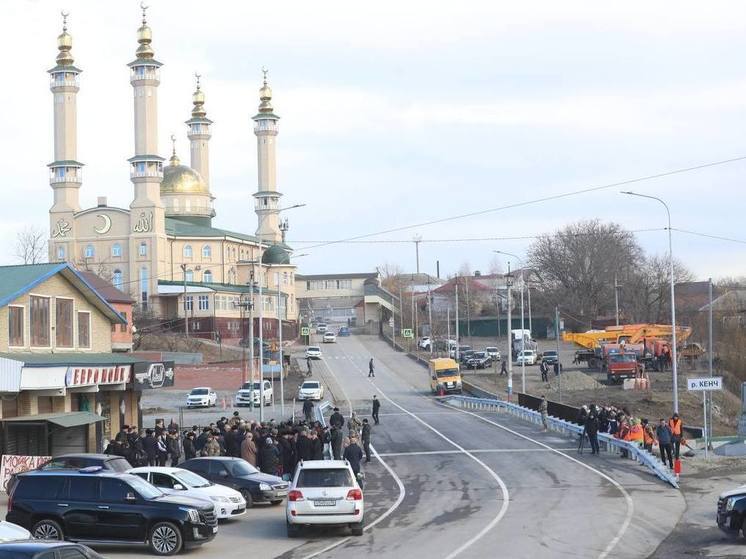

{"left": 641, "top": 418, "right": 656, "bottom": 453}
{"left": 668, "top": 413, "right": 683, "bottom": 459}
{"left": 625, "top": 418, "right": 644, "bottom": 446}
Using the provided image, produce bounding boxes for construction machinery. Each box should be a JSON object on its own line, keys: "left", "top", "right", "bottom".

{"left": 564, "top": 323, "right": 692, "bottom": 370}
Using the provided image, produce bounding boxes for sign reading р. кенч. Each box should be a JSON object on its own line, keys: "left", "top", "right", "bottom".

{"left": 687, "top": 377, "right": 723, "bottom": 391}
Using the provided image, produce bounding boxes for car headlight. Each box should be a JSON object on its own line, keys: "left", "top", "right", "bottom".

{"left": 726, "top": 497, "right": 743, "bottom": 512}
{"left": 210, "top": 496, "right": 229, "bottom": 502}
{"left": 259, "top": 483, "right": 272, "bottom": 491}
{"left": 180, "top": 507, "right": 201, "bottom": 523}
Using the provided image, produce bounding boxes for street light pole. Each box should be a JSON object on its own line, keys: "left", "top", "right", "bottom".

{"left": 181, "top": 263, "right": 189, "bottom": 337}
{"left": 506, "top": 264, "right": 513, "bottom": 401}
{"left": 621, "top": 191, "right": 679, "bottom": 413}
{"left": 495, "top": 251, "right": 526, "bottom": 394}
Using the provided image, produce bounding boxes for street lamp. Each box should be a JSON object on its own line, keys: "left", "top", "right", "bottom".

{"left": 494, "top": 251, "right": 527, "bottom": 394}
{"left": 621, "top": 191, "right": 679, "bottom": 413}
{"left": 180, "top": 264, "right": 201, "bottom": 337}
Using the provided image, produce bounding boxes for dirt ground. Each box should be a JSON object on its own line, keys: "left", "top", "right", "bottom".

{"left": 441, "top": 336, "right": 742, "bottom": 436}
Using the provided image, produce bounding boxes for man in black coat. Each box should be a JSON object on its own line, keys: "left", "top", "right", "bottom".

{"left": 330, "top": 427, "right": 343, "bottom": 460}
{"left": 143, "top": 429, "right": 158, "bottom": 467}
{"left": 296, "top": 430, "right": 314, "bottom": 461}
{"left": 310, "top": 431, "right": 324, "bottom": 460}
{"left": 585, "top": 405, "right": 600, "bottom": 455}
{"left": 330, "top": 408, "right": 345, "bottom": 429}
{"left": 278, "top": 432, "right": 296, "bottom": 480}
{"left": 259, "top": 437, "right": 280, "bottom": 476}
{"left": 361, "top": 419, "right": 372, "bottom": 462}
{"left": 343, "top": 437, "right": 364, "bottom": 476}
{"left": 371, "top": 396, "right": 381, "bottom": 425}
{"left": 302, "top": 399, "right": 314, "bottom": 424}
{"left": 183, "top": 432, "right": 197, "bottom": 460}
{"left": 195, "top": 427, "right": 210, "bottom": 454}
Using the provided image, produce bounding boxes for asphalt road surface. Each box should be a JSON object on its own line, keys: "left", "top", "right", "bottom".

{"left": 2, "top": 334, "right": 692, "bottom": 558}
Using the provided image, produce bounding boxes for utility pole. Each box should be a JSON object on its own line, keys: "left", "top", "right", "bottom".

{"left": 455, "top": 282, "right": 460, "bottom": 361}
{"left": 614, "top": 274, "right": 621, "bottom": 326}
{"left": 235, "top": 293, "right": 254, "bottom": 386}
{"left": 248, "top": 272, "right": 255, "bottom": 403}
{"left": 414, "top": 235, "right": 422, "bottom": 275}
{"left": 527, "top": 276, "right": 532, "bottom": 336}
{"left": 556, "top": 305, "right": 562, "bottom": 403}
{"left": 519, "top": 269, "right": 526, "bottom": 394}
{"left": 276, "top": 272, "right": 285, "bottom": 419}
{"left": 465, "top": 276, "right": 471, "bottom": 346}
{"left": 506, "top": 264, "right": 513, "bottom": 401}
{"left": 708, "top": 277, "right": 713, "bottom": 445}
{"left": 181, "top": 263, "right": 189, "bottom": 337}
{"left": 428, "top": 281, "right": 433, "bottom": 355}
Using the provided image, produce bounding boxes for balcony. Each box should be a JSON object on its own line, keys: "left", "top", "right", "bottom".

{"left": 50, "top": 73, "right": 79, "bottom": 89}
{"left": 50, "top": 173, "right": 81, "bottom": 184}
{"left": 130, "top": 168, "right": 163, "bottom": 180}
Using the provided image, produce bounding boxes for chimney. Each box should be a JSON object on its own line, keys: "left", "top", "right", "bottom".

{"left": 474, "top": 270, "right": 481, "bottom": 277}
{"left": 97, "top": 196, "right": 108, "bottom": 207}
{"left": 436, "top": 260, "right": 440, "bottom": 279}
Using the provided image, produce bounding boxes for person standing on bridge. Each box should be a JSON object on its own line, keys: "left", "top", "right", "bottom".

{"left": 343, "top": 436, "right": 364, "bottom": 477}
{"left": 361, "top": 419, "right": 372, "bottom": 462}
{"left": 668, "top": 413, "right": 683, "bottom": 460}
{"left": 372, "top": 395, "right": 381, "bottom": 425}
{"left": 656, "top": 418, "right": 674, "bottom": 469}
{"left": 302, "top": 398, "right": 314, "bottom": 424}
{"left": 330, "top": 426, "right": 343, "bottom": 460}
{"left": 539, "top": 395, "right": 548, "bottom": 431}
{"left": 368, "top": 358, "right": 375, "bottom": 378}
{"left": 500, "top": 360, "right": 507, "bottom": 376}
{"left": 330, "top": 407, "right": 345, "bottom": 429}
{"left": 585, "top": 404, "right": 600, "bottom": 455}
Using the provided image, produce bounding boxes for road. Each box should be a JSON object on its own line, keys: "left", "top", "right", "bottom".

{"left": 2, "top": 334, "right": 689, "bottom": 558}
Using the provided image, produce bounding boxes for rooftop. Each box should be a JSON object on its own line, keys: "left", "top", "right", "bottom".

{"left": 296, "top": 272, "right": 378, "bottom": 281}
{"left": 0, "top": 352, "right": 146, "bottom": 366}
{"left": 78, "top": 271, "right": 134, "bottom": 304}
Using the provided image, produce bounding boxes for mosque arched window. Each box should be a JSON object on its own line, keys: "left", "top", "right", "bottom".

{"left": 184, "top": 245, "right": 193, "bottom": 258}
{"left": 84, "top": 245, "right": 94, "bottom": 259}
{"left": 202, "top": 245, "right": 212, "bottom": 259}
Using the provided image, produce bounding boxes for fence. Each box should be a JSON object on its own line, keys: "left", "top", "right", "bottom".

{"left": 442, "top": 393, "right": 679, "bottom": 488}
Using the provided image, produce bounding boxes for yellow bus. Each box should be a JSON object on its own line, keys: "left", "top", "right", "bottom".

{"left": 429, "top": 358, "right": 462, "bottom": 395}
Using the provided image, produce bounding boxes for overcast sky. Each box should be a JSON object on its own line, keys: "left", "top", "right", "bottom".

{"left": 7, "top": 1, "right": 746, "bottom": 280}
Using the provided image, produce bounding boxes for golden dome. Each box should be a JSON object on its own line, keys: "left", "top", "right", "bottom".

{"left": 56, "top": 13, "right": 74, "bottom": 66}
{"left": 258, "top": 67, "right": 274, "bottom": 113}
{"left": 161, "top": 163, "right": 208, "bottom": 195}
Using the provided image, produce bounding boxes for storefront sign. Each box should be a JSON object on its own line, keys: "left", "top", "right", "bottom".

{"left": 133, "top": 361, "right": 174, "bottom": 390}
{"left": 65, "top": 365, "right": 131, "bottom": 388}
{"left": 0, "top": 455, "right": 51, "bottom": 491}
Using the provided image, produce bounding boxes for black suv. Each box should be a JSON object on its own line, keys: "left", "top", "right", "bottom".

{"left": 180, "top": 457, "right": 288, "bottom": 507}
{"left": 0, "top": 541, "right": 104, "bottom": 559}
{"left": 7, "top": 455, "right": 132, "bottom": 496}
{"left": 7, "top": 470, "right": 217, "bottom": 556}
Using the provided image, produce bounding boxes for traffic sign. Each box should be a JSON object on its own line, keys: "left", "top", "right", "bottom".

{"left": 301, "top": 327, "right": 310, "bottom": 336}
{"left": 401, "top": 328, "right": 413, "bottom": 339}
{"left": 687, "top": 377, "right": 722, "bottom": 391}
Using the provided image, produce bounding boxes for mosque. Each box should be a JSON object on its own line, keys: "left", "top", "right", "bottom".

{"left": 46, "top": 7, "right": 299, "bottom": 341}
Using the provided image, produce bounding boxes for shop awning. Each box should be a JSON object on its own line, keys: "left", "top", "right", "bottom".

{"left": 1, "top": 411, "right": 105, "bottom": 428}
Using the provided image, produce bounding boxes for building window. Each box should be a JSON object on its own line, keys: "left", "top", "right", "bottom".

{"left": 139, "top": 242, "right": 147, "bottom": 257}
{"left": 185, "top": 270, "right": 194, "bottom": 282}
{"left": 84, "top": 245, "right": 94, "bottom": 259}
{"left": 202, "top": 245, "right": 212, "bottom": 259}
{"left": 198, "top": 295, "right": 209, "bottom": 311}
{"left": 136, "top": 161, "right": 145, "bottom": 172}
{"left": 185, "top": 199, "right": 191, "bottom": 212}
{"left": 139, "top": 267, "right": 149, "bottom": 309}
{"left": 183, "top": 245, "right": 193, "bottom": 258}
{"left": 78, "top": 311, "right": 90, "bottom": 348}
{"left": 185, "top": 295, "right": 193, "bottom": 311}
{"left": 112, "top": 243, "right": 122, "bottom": 257}
{"left": 112, "top": 269, "right": 123, "bottom": 290}
{"left": 56, "top": 246, "right": 65, "bottom": 261}
{"left": 30, "top": 295, "right": 51, "bottom": 347}
{"left": 55, "top": 298, "right": 74, "bottom": 348}
{"left": 120, "top": 311, "right": 128, "bottom": 332}
{"left": 173, "top": 198, "right": 180, "bottom": 212}
{"left": 203, "top": 270, "right": 213, "bottom": 283}
{"left": 9, "top": 305, "right": 23, "bottom": 347}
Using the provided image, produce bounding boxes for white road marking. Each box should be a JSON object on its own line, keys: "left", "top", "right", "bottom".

{"left": 449, "top": 405, "right": 635, "bottom": 559}
{"left": 377, "top": 448, "right": 578, "bottom": 457}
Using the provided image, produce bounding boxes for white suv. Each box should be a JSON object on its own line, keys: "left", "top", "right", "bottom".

{"left": 305, "top": 346, "right": 322, "bottom": 359}
{"left": 286, "top": 460, "right": 364, "bottom": 538}
{"left": 235, "top": 380, "right": 272, "bottom": 407}
{"left": 186, "top": 386, "right": 217, "bottom": 408}
{"left": 298, "top": 380, "right": 324, "bottom": 401}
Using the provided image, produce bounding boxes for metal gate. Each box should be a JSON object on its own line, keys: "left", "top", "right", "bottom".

{"left": 50, "top": 425, "right": 87, "bottom": 456}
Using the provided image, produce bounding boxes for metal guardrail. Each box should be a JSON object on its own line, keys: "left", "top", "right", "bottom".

{"left": 442, "top": 394, "right": 679, "bottom": 489}
{"left": 315, "top": 400, "right": 332, "bottom": 427}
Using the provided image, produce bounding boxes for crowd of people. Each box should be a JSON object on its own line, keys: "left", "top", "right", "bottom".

{"left": 575, "top": 404, "right": 684, "bottom": 469}
{"left": 104, "top": 396, "right": 382, "bottom": 482}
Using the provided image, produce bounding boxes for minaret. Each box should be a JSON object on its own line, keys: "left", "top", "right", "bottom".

{"left": 48, "top": 12, "right": 82, "bottom": 254}
{"left": 252, "top": 68, "right": 282, "bottom": 243}
{"left": 186, "top": 73, "right": 212, "bottom": 189}
{"left": 126, "top": 4, "right": 166, "bottom": 311}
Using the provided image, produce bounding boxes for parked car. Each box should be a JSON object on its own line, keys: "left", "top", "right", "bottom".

{"left": 515, "top": 350, "right": 537, "bottom": 365}
{"left": 316, "top": 323, "right": 328, "bottom": 334}
{"left": 286, "top": 459, "right": 364, "bottom": 538}
{"left": 338, "top": 327, "right": 350, "bottom": 337}
{"left": 417, "top": 337, "right": 432, "bottom": 350}
{"left": 298, "top": 380, "right": 324, "bottom": 401}
{"left": 0, "top": 521, "right": 30, "bottom": 542}
{"left": 186, "top": 387, "right": 217, "bottom": 408}
{"left": 7, "top": 469, "right": 217, "bottom": 556}
{"left": 717, "top": 484, "right": 746, "bottom": 537}
{"left": 180, "top": 457, "right": 288, "bottom": 509}
{"left": 129, "top": 467, "right": 246, "bottom": 520}
{"left": 450, "top": 345, "right": 472, "bottom": 359}
{"left": 485, "top": 347, "right": 501, "bottom": 361}
{"left": 465, "top": 351, "right": 492, "bottom": 369}
{"left": 459, "top": 350, "right": 475, "bottom": 364}
{"left": 541, "top": 350, "right": 559, "bottom": 365}
{"left": 7, "top": 454, "right": 133, "bottom": 497}
{"left": 323, "top": 332, "right": 337, "bottom": 344}
{"left": 235, "top": 380, "right": 272, "bottom": 407}
{"left": 305, "top": 346, "right": 322, "bottom": 359}
{"left": 0, "top": 541, "right": 105, "bottom": 559}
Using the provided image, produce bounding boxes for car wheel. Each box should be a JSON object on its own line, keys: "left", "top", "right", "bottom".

{"left": 350, "top": 521, "right": 364, "bottom": 536}
{"left": 287, "top": 521, "right": 301, "bottom": 538}
{"left": 149, "top": 521, "right": 183, "bottom": 556}
{"left": 240, "top": 489, "right": 254, "bottom": 509}
{"left": 32, "top": 519, "right": 64, "bottom": 540}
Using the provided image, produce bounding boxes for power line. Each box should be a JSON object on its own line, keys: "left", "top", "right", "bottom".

{"left": 297, "top": 155, "right": 746, "bottom": 252}
{"left": 671, "top": 228, "right": 746, "bottom": 246}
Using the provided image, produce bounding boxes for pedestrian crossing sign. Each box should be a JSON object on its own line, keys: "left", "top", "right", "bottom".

{"left": 402, "top": 328, "right": 413, "bottom": 338}
{"left": 301, "top": 327, "right": 310, "bottom": 336}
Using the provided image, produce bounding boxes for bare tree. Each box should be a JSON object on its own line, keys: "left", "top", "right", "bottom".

{"left": 622, "top": 255, "right": 693, "bottom": 323}
{"left": 15, "top": 226, "right": 48, "bottom": 264}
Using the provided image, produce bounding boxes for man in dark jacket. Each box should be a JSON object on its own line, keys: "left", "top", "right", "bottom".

{"left": 330, "top": 427, "right": 343, "bottom": 460}
{"left": 302, "top": 399, "right": 314, "bottom": 424}
{"left": 296, "top": 430, "right": 314, "bottom": 461}
{"left": 330, "top": 408, "right": 344, "bottom": 429}
{"left": 183, "top": 432, "right": 197, "bottom": 460}
{"left": 278, "top": 432, "right": 296, "bottom": 480}
{"left": 361, "top": 419, "right": 372, "bottom": 462}
{"left": 343, "top": 437, "right": 364, "bottom": 476}
{"left": 372, "top": 396, "right": 381, "bottom": 425}
{"left": 143, "top": 429, "right": 158, "bottom": 467}
{"left": 656, "top": 418, "right": 674, "bottom": 468}
{"left": 195, "top": 427, "right": 210, "bottom": 454}
{"left": 166, "top": 430, "right": 181, "bottom": 466}
{"left": 259, "top": 437, "right": 280, "bottom": 476}
{"left": 368, "top": 358, "right": 375, "bottom": 378}
{"left": 310, "top": 431, "right": 324, "bottom": 460}
{"left": 585, "top": 405, "right": 600, "bottom": 455}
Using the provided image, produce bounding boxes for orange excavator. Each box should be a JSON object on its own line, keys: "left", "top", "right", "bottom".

{"left": 563, "top": 324, "right": 692, "bottom": 371}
